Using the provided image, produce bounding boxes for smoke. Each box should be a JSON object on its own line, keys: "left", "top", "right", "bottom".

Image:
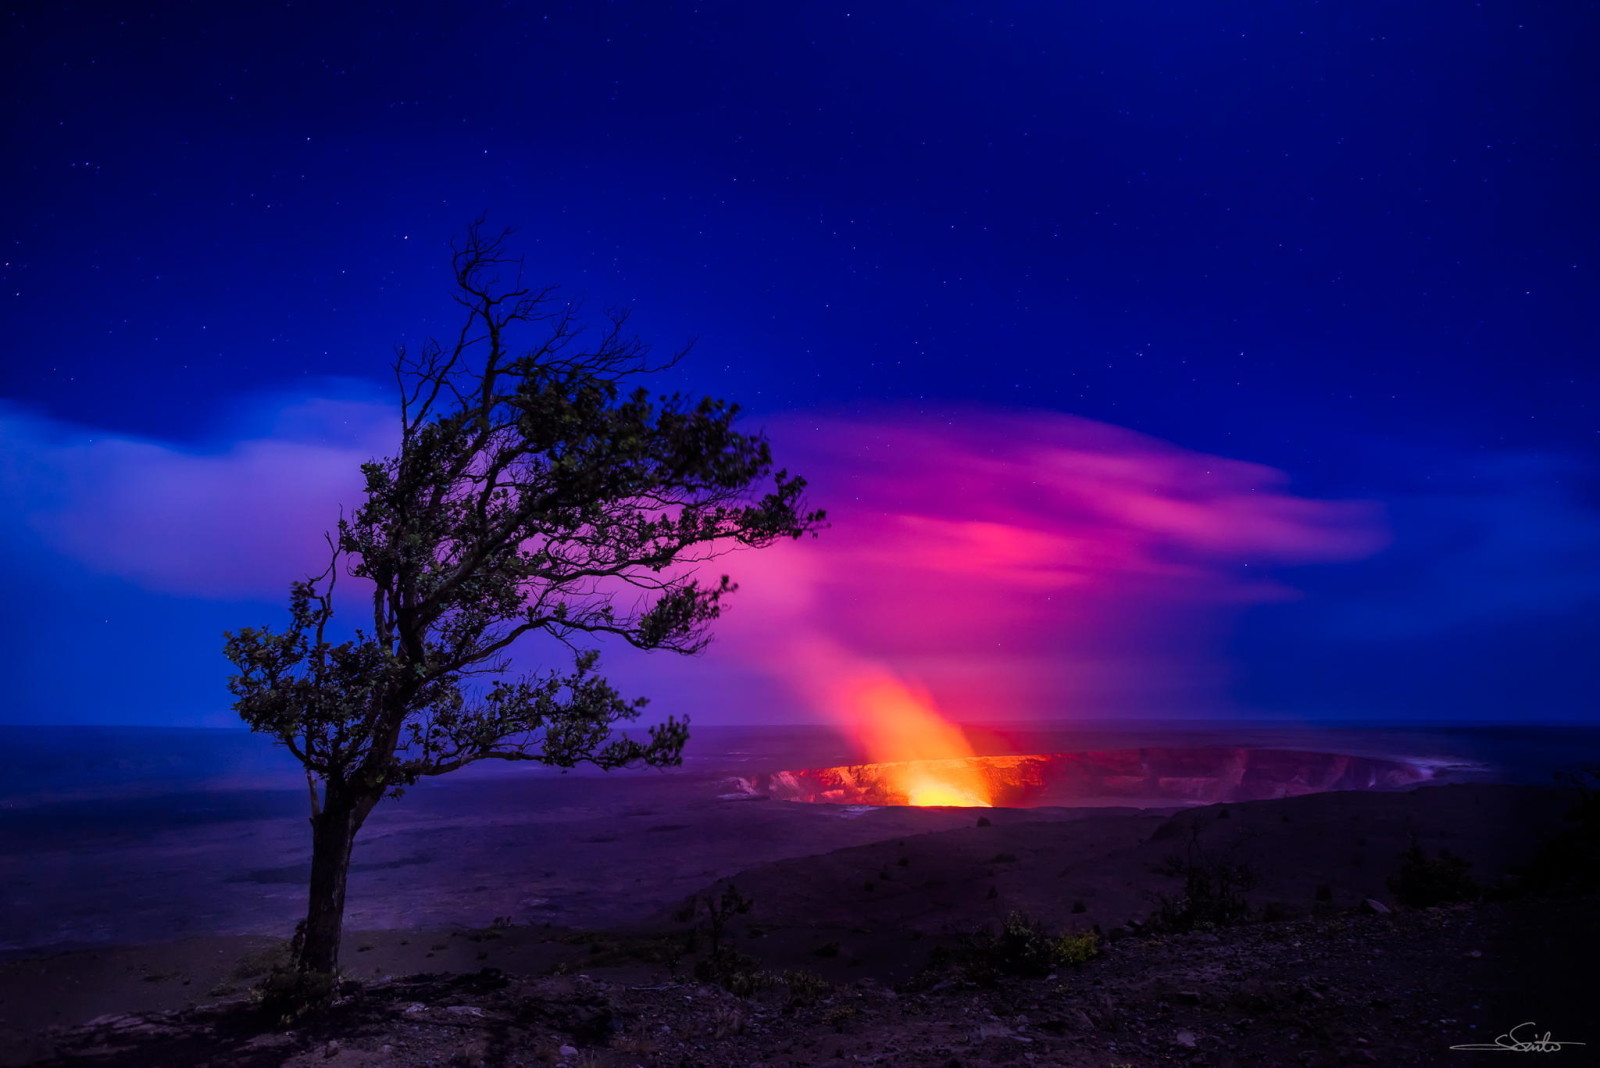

{"left": 708, "top": 408, "right": 1387, "bottom": 732}
{"left": 1, "top": 395, "right": 1388, "bottom": 731}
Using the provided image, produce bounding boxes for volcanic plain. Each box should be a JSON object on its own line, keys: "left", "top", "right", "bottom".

{"left": 1, "top": 725, "right": 1594, "bottom": 1066}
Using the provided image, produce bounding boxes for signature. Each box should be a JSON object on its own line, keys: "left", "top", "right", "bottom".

{"left": 1451, "top": 1021, "right": 1587, "bottom": 1052}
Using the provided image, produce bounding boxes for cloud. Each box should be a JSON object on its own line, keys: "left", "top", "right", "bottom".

{"left": 696, "top": 408, "right": 1387, "bottom": 725}
{"left": 0, "top": 394, "right": 1392, "bottom": 726}
{"left": 0, "top": 393, "right": 392, "bottom": 599}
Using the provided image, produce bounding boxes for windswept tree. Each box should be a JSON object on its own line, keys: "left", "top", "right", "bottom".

{"left": 224, "top": 225, "right": 824, "bottom": 982}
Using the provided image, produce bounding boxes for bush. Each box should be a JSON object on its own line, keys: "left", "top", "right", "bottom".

{"left": 1053, "top": 929, "right": 1100, "bottom": 965}
{"left": 693, "top": 949, "right": 764, "bottom": 991}
{"left": 1149, "top": 854, "right": 1259, "bottom": 932}
{"left": 1387, "top": 838, "right": 1479, "bottom": 908}
{"left": 1515, "top": 765, "right": 1600, "bottom": 896}
{"left": 912, "top": 912, "right": 1100, "bottom": 988}
{"left": 1259, "top": 901, "right": 1292, "bottom": 922}
{"left": 780, "top": 969, "right": 832, "bottom": 1002}
{"left": 253, "top": 962, "right": 338, "bottom": 1024}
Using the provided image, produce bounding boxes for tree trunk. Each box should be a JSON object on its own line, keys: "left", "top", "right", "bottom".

{"left": 296, "top": 793, "right": 371, "bottom": 975}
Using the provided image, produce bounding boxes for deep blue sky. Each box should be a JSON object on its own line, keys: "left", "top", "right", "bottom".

{"left": 2, "top": 1, "right": 1596, "bottom": 727}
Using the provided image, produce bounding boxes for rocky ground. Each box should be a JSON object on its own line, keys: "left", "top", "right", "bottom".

{"left": 16, "top": 891, "right": 1597, "bottom": 1068}
{"left": 6, "top": 781, "right": 1595, "bottom": 1067}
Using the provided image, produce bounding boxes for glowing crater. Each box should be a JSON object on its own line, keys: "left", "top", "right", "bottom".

{"left": 738, "top": 747, "right": 1435, "bottom": 808}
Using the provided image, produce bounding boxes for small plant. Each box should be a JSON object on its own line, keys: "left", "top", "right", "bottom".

{"left": 813, "top": 940, "right": 841, "bottom": 958}
{"left": 681, "top": 885, "right": 772, "bottom": 993}
{"left": 976, "top": 816, "right": 992, "bottom": 827}
{"left": 1149, "top": 849, "right": 1259, "bottom": 932}
{"left": 553, "top": 929, "right": 684, "bottom": 968}
{"left": 781, "top": 969, "right": 832, "bottom": 1003}
{"left": 1515, "top": 765, "right": 1600, "bottom": 896}
{"left": 990, "top": 851, "right": 1018, "bottom": 863}
{"left": 713, "top": 959, "right": 775, "bottom": 996}
{"left": 1052, "top": 929, "right": 1100, "bottom": 965}
{"left": 825, "top": 1004, "right": 858, "bottom": 1031}
{"left": 912, "top": 912, "right": 1100, "bottom": 988}
{"left": 252, "top": 961, "right": 338, "bottom": 1024}
{"left": 677, "top": 883, "right": 753, "bottom": 963}
{"left": 1387, "top": 838, "right": 1479, "bottom": 907}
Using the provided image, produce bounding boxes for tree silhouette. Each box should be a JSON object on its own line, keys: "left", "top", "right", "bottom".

{"left": 224, "top": 224, "right": 824, "bottom": 983}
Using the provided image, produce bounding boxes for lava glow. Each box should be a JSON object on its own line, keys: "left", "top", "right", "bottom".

{"left": 742, "top": 748, "right": 1437, "bottom": 808}
{"left": 711, "top": 410, "right": 1386, "bottom": 769}
{"left": 840, "top": 672, "right": 994, "bottom": 807}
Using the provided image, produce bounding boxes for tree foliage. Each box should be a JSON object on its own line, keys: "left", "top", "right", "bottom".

{"left": 223, "top": 224, "right": 824, "bottom": 978}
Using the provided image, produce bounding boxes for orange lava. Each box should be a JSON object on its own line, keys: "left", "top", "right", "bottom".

{"left": 843, "top": 674, "right": 993, "bottom": 807}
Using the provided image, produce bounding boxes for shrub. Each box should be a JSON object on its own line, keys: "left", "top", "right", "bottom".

{"left": 1387, "top": 838, "right": 1479, "bottom": 908}
{"left": 781, "top": 969, "right": 832, "bottom": 1002}
{"left": 1515, "top": 765, "right": 1600, "bottom": 896}
{"left": 1149, "top": 854, "right": 1259, "bottom": 932}
{"left": 694, "top": 949, "right": 765, "bottom": 991}
{"left": 252, "top": 962, "right": 338, "bottom": 1024}
{"left": 679, "top": 883, "right": 753, "bottom": 958}
{"left": 913, "top": 913, "right": 1100, "bottom": 988}
{"left": 1053, "top": 929, "right": 1100, "bottom": 965}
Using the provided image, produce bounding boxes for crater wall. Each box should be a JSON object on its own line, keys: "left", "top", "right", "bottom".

{"left": 736, "top": 747, "right": 1434, "bottom": 807}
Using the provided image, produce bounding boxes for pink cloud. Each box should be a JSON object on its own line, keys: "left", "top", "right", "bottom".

{"left": 694, "top": 408, "right": 1385, "bottom": 729}
{"left": 1, "top": 396, "right": 1386, "bottom": 729}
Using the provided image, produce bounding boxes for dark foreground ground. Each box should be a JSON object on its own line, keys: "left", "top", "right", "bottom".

{"left": 3, "top": 782, "right": 1597, "bottom": 1067}
{"left": 15, "top": 893, "right": 1597, "bottom": 1068}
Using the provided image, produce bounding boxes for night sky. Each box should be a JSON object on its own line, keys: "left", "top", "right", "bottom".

{"left": 2, "top": 1, "right": 1596, "bottom": 729}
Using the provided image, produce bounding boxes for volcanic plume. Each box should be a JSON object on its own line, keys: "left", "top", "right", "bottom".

{"left": 718, "top": 409, "right": 1386, "bottom": 788}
